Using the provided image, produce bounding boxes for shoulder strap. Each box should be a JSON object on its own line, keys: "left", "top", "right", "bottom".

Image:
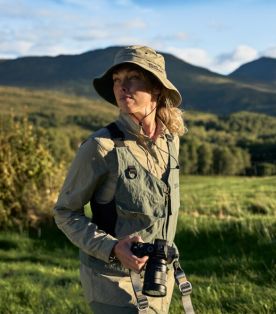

{"left": 106, "top": 122, "right": 126, "bottom": 147}
{"left": 173, "top": 260, "right": 195, "bottom": 314}
{"left": 130, "top": 270, "right": 149, "bottom": 313}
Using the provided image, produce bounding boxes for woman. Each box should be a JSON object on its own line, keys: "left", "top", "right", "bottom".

{"left": 54, "top": 45, "right": 186, "bottom": 314}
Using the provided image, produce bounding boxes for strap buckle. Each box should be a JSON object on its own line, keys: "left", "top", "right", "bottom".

{"left": 137, "top": 295, "right": 149, "bottom": 311}
{"left": 179, "top": 280, "right": 192, "bottom": 296}
{"left": 173, "top": 261, "right": 193, "bottom": 296}
{"left": 130, "top": 270, "right": 149, "bottom": 312}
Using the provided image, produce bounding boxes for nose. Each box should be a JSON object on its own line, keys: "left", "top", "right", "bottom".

{"left": 119, "top": 79, "right": 129, "bottom": 92}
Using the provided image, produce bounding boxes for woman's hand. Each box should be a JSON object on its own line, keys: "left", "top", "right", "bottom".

{"left": 113, "top": 235, "right": 148, "bottom": 272}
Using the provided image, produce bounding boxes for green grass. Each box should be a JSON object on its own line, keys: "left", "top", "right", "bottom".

{"left": 180, "top": 176, "right": 276, "bottom": 217}
{"left": 0, "top": 176, "right": 276, "bottom": 313}
{"left": 173, "top": 216, "right": 276, "bottom": 313}
{"left": 0, "top": 228, "right": 90, "bottom": 314}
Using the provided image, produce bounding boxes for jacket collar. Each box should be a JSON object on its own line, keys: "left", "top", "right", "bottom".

{"left": 116, "top": 112, "right": 167, "bottom": 141}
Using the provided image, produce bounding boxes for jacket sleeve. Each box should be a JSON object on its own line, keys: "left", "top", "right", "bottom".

{"left": 53, "top": 137, "right": 118, "bottom": 263}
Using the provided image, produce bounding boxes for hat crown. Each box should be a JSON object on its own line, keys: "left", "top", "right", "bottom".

{"left": 114, "top": 45, "right": 166, "bottom": 77}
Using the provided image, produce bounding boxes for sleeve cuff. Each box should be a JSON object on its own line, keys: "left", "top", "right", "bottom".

{"left": 98, "top": 235, "right": 119, "bottom": 263}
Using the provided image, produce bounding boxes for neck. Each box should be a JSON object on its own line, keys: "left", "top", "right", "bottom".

{"left": 141, "top": 116, "right": 157, "bottom": 138}
{"left": 129, "top": 105, "right": 157, "bottom": 138}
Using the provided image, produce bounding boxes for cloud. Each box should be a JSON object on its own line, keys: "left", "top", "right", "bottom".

{"left": 0, "top": 40, "right": 33, "bottom": 57}
{"left": 165, "top": 44, "right": 260, "bottom": 74}
{"left": 166, "top": 47, "right": 213, "bottom": 68}
{"left": 217, "top": 45, "right": 258, "bottom": 63}
{"left": 214, "top": 45, "right": 258, "bottom": 73}
{"left": 261, "top": 46, "right": 276, "bottom": 58}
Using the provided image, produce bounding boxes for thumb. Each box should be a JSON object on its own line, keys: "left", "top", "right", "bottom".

{"left": 130, "top": 235, "right": 143, "bottom": 244}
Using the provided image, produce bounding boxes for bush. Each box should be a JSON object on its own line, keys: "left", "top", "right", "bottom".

{"left": 254, "top": 162, "right": 276, "bottom": 176}
{"left": 0, "top": 115, "right": 65, "bottom": 229}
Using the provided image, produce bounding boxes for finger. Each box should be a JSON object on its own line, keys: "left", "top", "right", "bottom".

{"left": 131, "top": 253, "right": 148, "bottom": 262}
{"left": 131, "top": 234, "right": 145, "bottom": 243}
{"left": 136, "top": 256, "right": 149, "bottom": 263}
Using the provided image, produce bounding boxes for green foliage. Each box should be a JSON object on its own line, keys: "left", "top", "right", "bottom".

{"left": 0, "top": 86, "right": 276, "bottom": 176}
{"left": 181, "top": 111, "right": 276, "bottom": 176}
{"left": 0, "top": 115, "right": 65, "bottom": 229}
{"left": 180, "top": 139, "right": 251, "bottom": 176}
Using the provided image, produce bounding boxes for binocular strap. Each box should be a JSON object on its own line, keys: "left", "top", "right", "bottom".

{"left": 130, "top": 270, "right": 149, "bottom": 313}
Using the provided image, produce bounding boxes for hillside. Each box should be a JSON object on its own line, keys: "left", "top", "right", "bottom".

{"left": 0, "top": 47, "right": 276, "bottom": 116}
{"left": 1, "top": 86, "right": 276, "bottom": 176}
{"left": 229, "top": 57, "right": 276, "bottom": 84}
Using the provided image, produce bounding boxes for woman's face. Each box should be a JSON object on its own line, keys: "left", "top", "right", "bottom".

{"left": 112, "top": 65, "right": 159, "bottom": 117}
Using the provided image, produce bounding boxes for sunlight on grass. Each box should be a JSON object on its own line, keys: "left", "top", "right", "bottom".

{"left": 0, "top": 176, "right": 275, "bottom": 313}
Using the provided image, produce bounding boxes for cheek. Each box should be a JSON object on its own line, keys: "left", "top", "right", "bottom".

{"left": 113, "top": 85, "right": 121, "bottom": 101}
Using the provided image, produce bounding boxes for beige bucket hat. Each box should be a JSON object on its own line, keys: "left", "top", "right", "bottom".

{"left": 93, "top": 45, "right": 182, "bottom": 107}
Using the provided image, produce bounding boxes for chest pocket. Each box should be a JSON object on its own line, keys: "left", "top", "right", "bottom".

{"left": 114, "top": 147, "right": 167, "bottom": 237}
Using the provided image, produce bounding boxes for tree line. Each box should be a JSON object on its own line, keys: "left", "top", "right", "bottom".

{"left": 22, "top": 110, "right": 276, "bottom": 176}
{"left": 179, "top": 111, "right": 276, "bottom": 176}
{"left": 1, "top": 111, "right": 276, "bottom": 228}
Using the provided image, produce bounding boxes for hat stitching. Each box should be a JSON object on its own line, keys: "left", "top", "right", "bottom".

{"left": 148, "top": 62, "right": 164, "bottom": 74}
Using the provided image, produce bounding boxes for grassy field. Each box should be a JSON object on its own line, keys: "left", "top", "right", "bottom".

{"left": 0, "top": 176, "right": 275, "bottom": 314}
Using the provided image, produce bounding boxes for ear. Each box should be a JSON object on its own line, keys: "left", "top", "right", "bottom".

{"left": 152, "top": 87, "right": 161, "bottom": 96}
{"left": 151, "top": 89, "right": 160, "bottom": 103}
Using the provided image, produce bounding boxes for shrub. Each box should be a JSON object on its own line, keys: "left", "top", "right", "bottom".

{"left": 0, "top": 115, "right": 65, "bottom": 229}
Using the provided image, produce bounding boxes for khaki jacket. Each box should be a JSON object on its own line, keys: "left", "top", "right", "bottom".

{"left": 53, "top": 112, "right": 179, "bottom": 263}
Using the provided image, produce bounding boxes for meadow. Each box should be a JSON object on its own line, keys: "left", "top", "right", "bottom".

{"left": 0, "top": 176, "right": 275, "bottom": 314}
{"left": 0, "top": 86, "right": 275, "bottom": 313}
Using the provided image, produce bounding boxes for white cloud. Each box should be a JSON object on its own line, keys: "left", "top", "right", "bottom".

{"left": 261, "top": 46, "right": 276, "bottom": 58}
{"left": 166, "top": 47, "right": 213, "bottom": 68}
{"left": 0, "top": 40, "right": 33, "bottom": 58}
{"left": 230, "top": 45, "right": 258, "bottom": 61}
{"left": 213, "top": 45, "right": 258, "bottom": 73}
{"left": 164, "top": 44, "right": 260, "bottom": 74}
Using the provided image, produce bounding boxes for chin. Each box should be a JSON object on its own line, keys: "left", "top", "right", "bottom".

{"left": 118, "top": 104, "right": 135, "bottom": 113}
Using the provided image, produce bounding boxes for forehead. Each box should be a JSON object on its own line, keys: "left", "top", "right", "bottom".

{"left": 112, "top": 63, "right": 143, "bottom": 75}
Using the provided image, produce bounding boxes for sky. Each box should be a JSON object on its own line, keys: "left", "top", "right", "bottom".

{"left": 0, "top": 0, "right": 275, "bottom": 74}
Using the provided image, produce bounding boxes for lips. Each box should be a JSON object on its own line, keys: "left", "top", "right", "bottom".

{"left": 120, "top": 95, "right": 133, "bottom": 101}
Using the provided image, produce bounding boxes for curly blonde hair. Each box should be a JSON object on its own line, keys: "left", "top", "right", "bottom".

{"left": 157, "top": 88, "right": 186, "bottom": 136}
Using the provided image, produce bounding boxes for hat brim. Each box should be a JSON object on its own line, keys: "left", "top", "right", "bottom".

{"left": 93, "top": 61, "right": 182, "bottom": 107}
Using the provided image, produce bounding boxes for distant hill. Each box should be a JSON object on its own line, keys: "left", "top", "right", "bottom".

{"left": 229, "top": 57, "right": 276, "bottom": 84}
{"left": 0, "top": 47, "right": 276, "bottom": 116}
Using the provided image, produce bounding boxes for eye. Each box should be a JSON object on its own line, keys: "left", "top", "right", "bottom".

{"left": 112, "top": 77, "right": 120, "bottom": 83}
{"left": 129, "top": 74, "right": 140, "bottom": 80}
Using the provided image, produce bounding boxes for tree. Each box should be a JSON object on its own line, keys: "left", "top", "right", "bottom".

{"left": 197, "top": 143, "right": 213, "bottom": 175}
{"left": 213, "top": 146, "right": 236, "bottom": 175}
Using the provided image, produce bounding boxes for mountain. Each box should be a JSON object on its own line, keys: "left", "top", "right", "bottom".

{"left": 229, "top": 57, "right": 276, "bottom": 84}
{"left": 0, "top": 47, "right": 276, "bottom": 116}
